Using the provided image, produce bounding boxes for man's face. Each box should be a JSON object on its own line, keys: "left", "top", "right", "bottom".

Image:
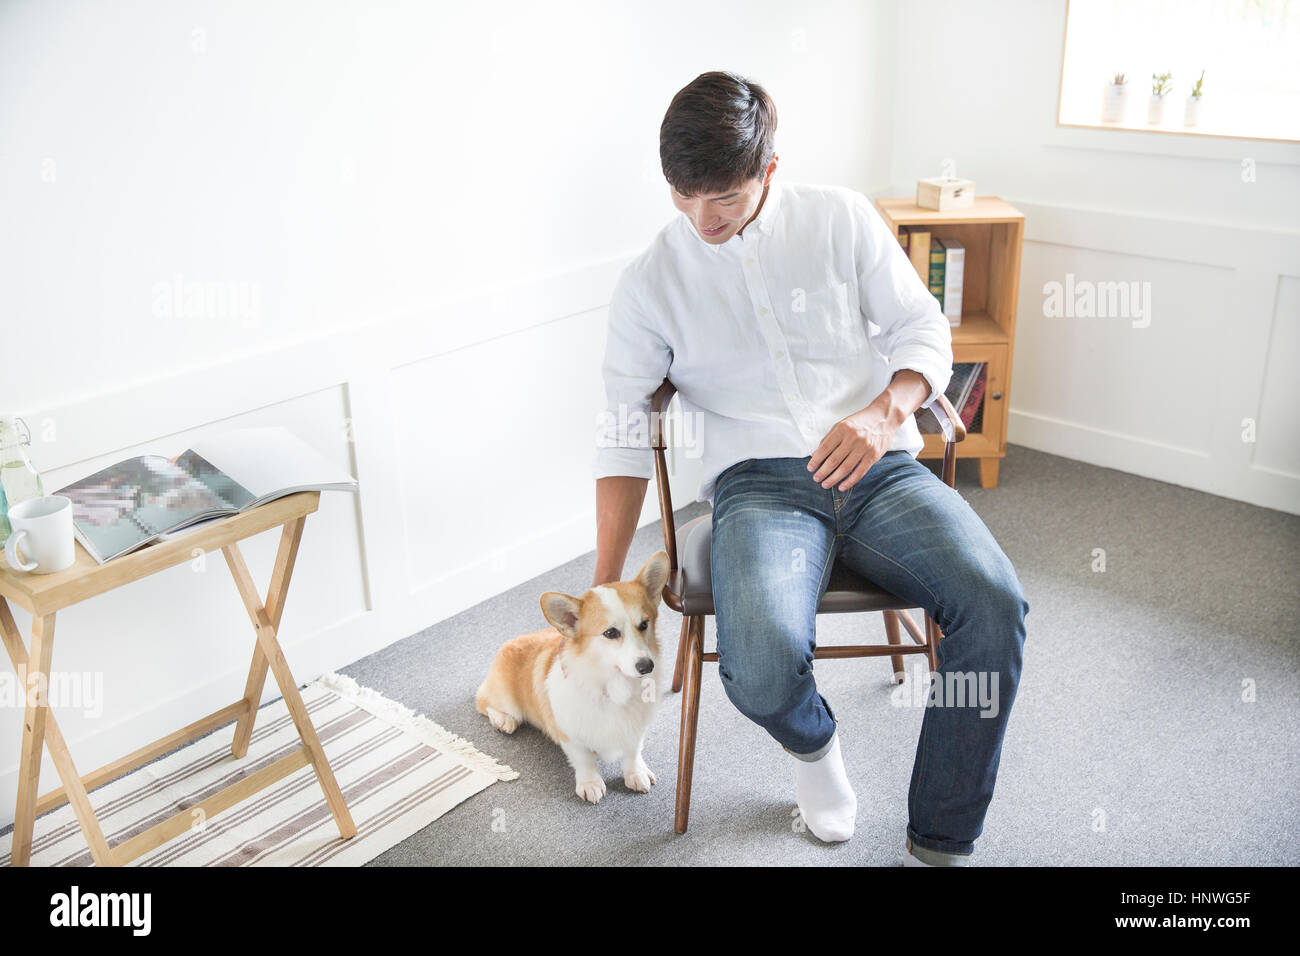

{"left": 670, "top": 175, "right": 769, "bottom": 245}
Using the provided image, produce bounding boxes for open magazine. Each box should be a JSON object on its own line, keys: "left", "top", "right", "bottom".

{"left": 55, "top": 426, "right": 358, "bottom": 564}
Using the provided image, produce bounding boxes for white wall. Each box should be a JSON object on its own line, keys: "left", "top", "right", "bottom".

{"left": 0, "top": 0, "right": 900, "bottom": 827}
{"left": 887, "top": 0, "right": 1300, "bottom": 514}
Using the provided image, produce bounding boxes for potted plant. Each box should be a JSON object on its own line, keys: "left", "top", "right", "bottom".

{"left": 1148, "top": 71, "right": 1173, "bottom": 124}
{"left": 1184, "top": 70, "right": 1205, "bottom": 127}
{"left": 1101, "top": 72, "right": 1128, "bottom": 123}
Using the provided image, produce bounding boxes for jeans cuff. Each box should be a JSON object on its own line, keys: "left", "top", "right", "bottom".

{"left": 785, "top": 728, "right": 837, "bottom": 763}
{"left": 907, "top": 828, "right": 975, "bottom": 860}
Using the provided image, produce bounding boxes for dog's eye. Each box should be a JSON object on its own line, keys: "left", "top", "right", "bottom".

{"left": 638, "top": 619, "right": 649, "bottom": 631}
{"left": 603, "top": 627, "right": 619, "bottom": 640}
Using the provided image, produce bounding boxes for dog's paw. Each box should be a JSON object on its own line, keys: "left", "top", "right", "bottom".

{"left": 576, "top": 777, "right": 606, "bottom": 804}
{"left": 486, "top": 708, "right": 519, "bottom": 734}
{"left": 623, "top": 765, "right": 656, "bottom": 793}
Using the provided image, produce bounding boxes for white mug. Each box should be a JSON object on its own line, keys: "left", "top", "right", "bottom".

{"left": 5, "top": 495, "right": 76, "bottom": 574}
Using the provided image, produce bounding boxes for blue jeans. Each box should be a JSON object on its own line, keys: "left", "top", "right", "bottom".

{"left": 709, "top": 451, "right": 1029, "bottom": 856}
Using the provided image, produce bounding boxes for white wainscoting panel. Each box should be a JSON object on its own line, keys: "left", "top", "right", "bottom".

{"left": 1007, "top": 198, "right": 1300, "bottom": 515}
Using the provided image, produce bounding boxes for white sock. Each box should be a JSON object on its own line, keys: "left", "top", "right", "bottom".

{"left": 793, "top": 732, "right": 857, "bottom": 843}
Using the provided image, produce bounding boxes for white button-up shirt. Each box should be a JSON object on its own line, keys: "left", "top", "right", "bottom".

{"left": 592, "top": 180, "right": 953, "bottom": 506}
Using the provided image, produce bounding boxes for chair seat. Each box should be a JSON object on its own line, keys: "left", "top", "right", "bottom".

{"left": 666, "top": 513, "right": 916, "bottom": 617}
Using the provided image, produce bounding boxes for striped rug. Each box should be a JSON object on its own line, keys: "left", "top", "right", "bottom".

{"left": 3, "top": 672, "right": 518, "bottom": 866}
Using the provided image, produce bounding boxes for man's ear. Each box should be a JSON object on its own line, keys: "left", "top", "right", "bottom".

{"left": 540, "top": 592, "right": 582, "bottom": 639}
{"left": 636, "top": 550, "right": 670, "bottom": 604}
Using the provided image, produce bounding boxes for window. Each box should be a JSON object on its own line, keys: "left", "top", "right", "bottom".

{"left": 1058, "top": 0, "right": 1300, "bottom": 142}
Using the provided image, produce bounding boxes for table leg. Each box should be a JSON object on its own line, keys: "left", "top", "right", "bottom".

{"left": 2, "top": 603, "right": 113, "bottom": 866}
{"left": 223, "top": 537, "right": 356, "bottom": 840}
{"left": 229, "top": 517, "right": 305, "bottom": 758}
{"left": 11, "top": 612, "right": 53, "bottom": 866}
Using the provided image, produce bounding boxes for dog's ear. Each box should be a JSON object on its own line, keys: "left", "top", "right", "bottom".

{"left": 636, "top": 550, "right": 670, "bottom": 604}
{"left": 540, "top": 591, "right": 582, "bottom": 639}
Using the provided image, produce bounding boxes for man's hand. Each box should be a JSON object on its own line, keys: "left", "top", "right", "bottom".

{"left": 807, "top": 370, "right": 931, "bottom": 492}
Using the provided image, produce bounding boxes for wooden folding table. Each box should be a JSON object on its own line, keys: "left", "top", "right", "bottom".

{"left": 0, "top": 490, "right": 356, "bottom": 866}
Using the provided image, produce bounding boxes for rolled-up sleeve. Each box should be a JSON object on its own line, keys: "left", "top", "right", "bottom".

{"left": 851, "top": 192, "right": 953, "bottom": 407}
{"left": 591, "top": 268, "right": 672, "bottom": 481}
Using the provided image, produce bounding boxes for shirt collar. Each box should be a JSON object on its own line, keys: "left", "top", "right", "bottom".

{"left": 750, "top": 179, "right": 782, "bottom": 235}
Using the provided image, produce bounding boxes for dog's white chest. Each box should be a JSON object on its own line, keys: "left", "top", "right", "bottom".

{"left": 546, "top": 664, "right": 656, "bottom": 762}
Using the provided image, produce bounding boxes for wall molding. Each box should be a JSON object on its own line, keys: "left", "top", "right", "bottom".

{"left": 24, "top": 252, "right": 636, "bottom": 474}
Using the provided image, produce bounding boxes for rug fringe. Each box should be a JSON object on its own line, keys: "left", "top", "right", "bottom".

{"left": 315, "top": 672, "right": 520, "bottom": 782}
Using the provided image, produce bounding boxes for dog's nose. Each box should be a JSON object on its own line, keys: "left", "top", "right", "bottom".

{"left": 635, "top": 657, "right": 654, "bottom": 675}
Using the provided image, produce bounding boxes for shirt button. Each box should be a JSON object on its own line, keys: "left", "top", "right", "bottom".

{"left": 760, "top": 306, "right": 770, "bottom": 314}
{"left": 775, "top": 350, "right": 785, "bottom": 358}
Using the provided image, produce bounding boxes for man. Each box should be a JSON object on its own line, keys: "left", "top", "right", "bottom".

{"left": 591, "top": 71, "right": 1028, "bottom": 865}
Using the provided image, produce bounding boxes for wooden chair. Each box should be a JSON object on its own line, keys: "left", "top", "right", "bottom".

{"left": 648, "top": 377, "right": 967, "bottom": 833}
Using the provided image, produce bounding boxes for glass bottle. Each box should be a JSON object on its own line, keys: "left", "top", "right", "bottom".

{"left": 0, "top": 417, "right": 45, "bottom": 545}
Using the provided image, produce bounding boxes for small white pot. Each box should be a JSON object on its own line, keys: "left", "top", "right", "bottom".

{"left": 1101, "top": 84, "right": 1128, "bottom": 123}
{"left": 1183, "top": 95, "right": 1202, "bottom": 127}
{"left": 1147, "top": 94, "right": 1167, "bottom": 125}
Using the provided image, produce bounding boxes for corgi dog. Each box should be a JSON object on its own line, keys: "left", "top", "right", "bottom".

{"left": 475, "top": 550, "right": 671, "bottom": 803}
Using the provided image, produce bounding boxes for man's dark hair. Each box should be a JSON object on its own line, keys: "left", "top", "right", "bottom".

{"left": 659, "top": 71, "right": 777, "bottom": 198}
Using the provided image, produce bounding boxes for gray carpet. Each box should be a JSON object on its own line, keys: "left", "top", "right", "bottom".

{"left": 350, "top": 444, "right": 1300, "bottom": 866}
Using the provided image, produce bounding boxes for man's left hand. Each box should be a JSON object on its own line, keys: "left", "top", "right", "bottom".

{"left": 807, "top": 406, "right": 898, "bottom": 492}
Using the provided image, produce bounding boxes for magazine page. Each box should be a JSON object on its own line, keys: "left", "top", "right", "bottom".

{"left": 186, "top": 426, "right": 357, "bottom": 505}
{"left": 174, "top": 448, "right": 257, "bottom": 509}
{"left": 55, "top": 455, "right": 237, "bottom": 562}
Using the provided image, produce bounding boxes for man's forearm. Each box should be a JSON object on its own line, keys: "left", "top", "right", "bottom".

{"left": 593, "top": 475, "right": 649, "bottom": 586}
{"left": 867, "top": 369, "right": 932, "bottom": 428}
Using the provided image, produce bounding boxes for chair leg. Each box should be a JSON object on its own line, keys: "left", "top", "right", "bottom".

{"left": 674, "top": 615, "right": 703, "bottom": 834}
{"left": 882, "top": 611, "right": 906, "bottom": 684}
{"left": 924, "top": 613, "right": 944, "bottom": 673}
{"left": 671, "top": 616, "right": 689, "bottom": 694}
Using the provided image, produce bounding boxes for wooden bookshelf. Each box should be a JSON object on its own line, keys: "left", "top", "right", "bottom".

{"left": 875, "top": 196, "right": 1025, "bottom": 488}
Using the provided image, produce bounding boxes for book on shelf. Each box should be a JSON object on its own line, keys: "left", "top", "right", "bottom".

{"left": 55, "top": 426, "right": 358, "bottom": 564}
{"left": 918, "top": 362, "right": 986, "bottom": 435}
{"left": 928, "top": 238, "right": 946, "bottom": 311}
{"left": 941, "top": 238, "right": 964, "bottom": 326}
{"left": 905, "top": 228, "right": 931, "bottom": 285}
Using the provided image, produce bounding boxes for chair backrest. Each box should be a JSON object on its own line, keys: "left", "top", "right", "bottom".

{"left": 649, "top": 378, "right": 680, "bottom": 571}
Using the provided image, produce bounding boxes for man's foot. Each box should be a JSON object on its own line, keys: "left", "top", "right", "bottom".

{"left": 793, "top": 733, "right": 857, "bottom": 842}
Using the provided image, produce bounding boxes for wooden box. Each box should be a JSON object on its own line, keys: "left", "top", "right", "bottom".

{"left": 916, "top": 177, "right": 975, "bottom": 211}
